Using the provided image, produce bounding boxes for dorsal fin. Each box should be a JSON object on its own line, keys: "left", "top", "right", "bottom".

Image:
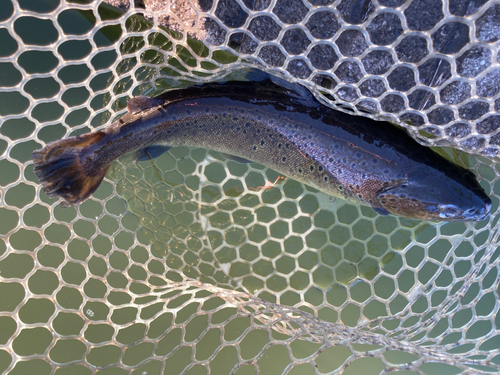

{"left": 268, "top": 74, "right": 313, "bottom": 102}
{"left": 127, "top": 96, "right": 164, "bottom": 114}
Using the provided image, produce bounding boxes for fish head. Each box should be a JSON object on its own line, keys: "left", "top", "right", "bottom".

{"left": 373, "top": 168, "right": 491, "bottom": 222}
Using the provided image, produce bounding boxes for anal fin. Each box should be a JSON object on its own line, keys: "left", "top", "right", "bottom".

{"left": 136, "top": 145, "right": 171, "bottom": 161}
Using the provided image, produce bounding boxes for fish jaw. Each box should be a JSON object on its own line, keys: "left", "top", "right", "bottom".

{"left": 373, "top": 171, "right": 492, "bottom": 222}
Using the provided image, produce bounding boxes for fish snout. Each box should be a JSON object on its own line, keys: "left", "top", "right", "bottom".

{"left": 459, "top": 198, "right": 491, "bottom": 221}
{"left": 374, "top": 181, "right": 492, "bottom": 222}
{"left": 437, "top": 201, "right": 490, "bottom": 221}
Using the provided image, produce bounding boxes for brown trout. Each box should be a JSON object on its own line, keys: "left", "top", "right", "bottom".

{"left": 32, "top": 78, "right": 491, "bottom": 221}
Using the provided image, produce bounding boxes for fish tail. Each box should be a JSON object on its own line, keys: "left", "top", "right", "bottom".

{"left": 32, "top": 131, "right": 109, "bottom": 206}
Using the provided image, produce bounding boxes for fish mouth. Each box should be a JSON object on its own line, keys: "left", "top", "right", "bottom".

{"left": 374, "top": 185, "right": 492, "bottom": 222}
{"left": 437, "top": 201, "right": 491, "bottom": 221}
{"left": 458, "top": 198, "right": 491, "bottom": 221}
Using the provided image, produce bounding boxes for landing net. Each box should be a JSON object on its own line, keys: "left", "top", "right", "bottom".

{"left": 1, "top": 0, "right": 499, "bottom": 374}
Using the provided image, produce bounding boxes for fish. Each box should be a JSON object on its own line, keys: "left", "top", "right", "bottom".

{"left": 32, "top": 76, "right": 491, "bottom": 222}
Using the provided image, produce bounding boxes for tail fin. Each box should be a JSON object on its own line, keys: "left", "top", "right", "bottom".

{"left": 32, "top": 131, "right": 109, "bottom": 207}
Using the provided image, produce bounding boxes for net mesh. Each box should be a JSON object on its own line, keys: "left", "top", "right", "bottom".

{"left": 1, "top": 0, "right": 500, "bottom": 374}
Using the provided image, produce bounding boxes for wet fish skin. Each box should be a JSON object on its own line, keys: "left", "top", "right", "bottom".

{"left": 32, "top": 78, "right": 491, "bottom": 221}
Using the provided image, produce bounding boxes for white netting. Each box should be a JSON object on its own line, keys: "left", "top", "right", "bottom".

{"left": 0, "top": 0, "right": 499, "bottom": 374}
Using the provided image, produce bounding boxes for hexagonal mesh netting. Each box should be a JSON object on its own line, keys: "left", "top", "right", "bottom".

{"left": 1, "top": 0, "right": 500, "bottom": 374}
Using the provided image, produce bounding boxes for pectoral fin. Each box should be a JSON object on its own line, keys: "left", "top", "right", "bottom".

{"left": 127, "top": 96, "right": 164, "bottom": 114}
{"left": 136, "top": 145, "right": 171, "bottom": 161}
{"left": 372, "top": 206, "right": 390, "bottom": 216}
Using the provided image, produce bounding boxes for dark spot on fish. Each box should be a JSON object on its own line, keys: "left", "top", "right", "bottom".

{"left": 278, "top": 143, "right": 282, "bottom": 148}
{"left": 358, "top": 194, "right": 362, "bottom": 199}
{"left": 282, "top": 157, "right": 286, "bottom": 162}
{"left": 338, "top": 168, "right": 342, "bottom": 174}
{"left": 233, "top": 117, "right": 238, "bottom": 121}
{"left": 339, "top": 186, "right": 343, "bottom": 190}
{"left": 217, "top": 131, "right": 221, "bottom": 135}
{"left": 261, "top": 140, "right": 265, "bottom": 145}
{"left": 324, "top": 176, "right": 328, "bottom": 181}
{"left": 342, "top": 158, "right": 347, "bottom": 163}
{"left": 246, "top": 122, "right": 251, "bottom": 127}
{"left": 231, "top": 125, "right": 234, "bottom": 129}
{"left": 318, "top": 166, "right": 323, "bottom": 171}
{"left": 223, "top": 113, "right": 227, "bottom": 117}
{"left": 237, "top": 127, "right": 240, "bottom": 131}
{"left": 285, "top": 143, "right": 289, "bottom": 148}
{"left": 167, "top": 130, "right": 171, "bottom": 134}
{"left": 351, "top": 163, "right": 356, "bottom": 168}
{"left": 310, "top": 166, "right": 314, "bottom": 171}
{"left": 298, "top": 168, "right": 303, "bottom": 173}
{"left": 257, "top": 129, "right": 261, "bottom": 133}
{"left": 253, "top": 146, "right": 257, "bottom": 150}
{"left": 243, "top": 130, "right": 247, "bottom": 134}
{"left": 334, "top": 145, "right": 339, "bottom": 149}
{"left": 329, "top": 157, "right": 333, "bottom": 162}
